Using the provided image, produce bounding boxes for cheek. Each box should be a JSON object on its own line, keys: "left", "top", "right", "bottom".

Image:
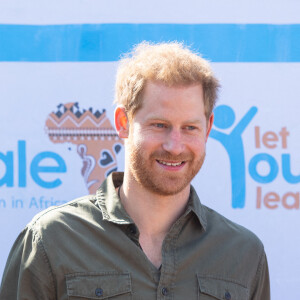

{"left": 186, "top": 136, "right": 206, "bottom": 153}
{"left": 136, "top": 137, "right": 160, "bottom": 153}
{"left": 133, "top": 128, "right": 164, "bottom": 148}
{"left": 128, "top": 125, "right": 142, "bottom": 145}
{"left": 129, "top": 132, "right": 151, "bottom": 155}
{"left": 132, "top": 131, "right": 147, "bottom": 149}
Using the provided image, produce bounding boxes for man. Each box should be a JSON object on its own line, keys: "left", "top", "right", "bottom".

{"left": 0, "top": 42, "right": 270, "bottom": 299}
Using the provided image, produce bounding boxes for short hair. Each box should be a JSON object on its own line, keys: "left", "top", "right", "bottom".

{"left": 114, "top": 41, "right": 220, "bottom": 120}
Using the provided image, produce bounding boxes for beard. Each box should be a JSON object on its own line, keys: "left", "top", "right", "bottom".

{"left": 129, "top": 143, "right": 205, "bottom": 196}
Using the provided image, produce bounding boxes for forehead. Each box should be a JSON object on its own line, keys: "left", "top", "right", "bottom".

{"left": 136, "top": 81, "right": 205, "bottom": 120}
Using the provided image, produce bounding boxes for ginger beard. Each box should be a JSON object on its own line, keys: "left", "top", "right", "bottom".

{"left": 128, "top": 140, "right": 206, "bottom": 196}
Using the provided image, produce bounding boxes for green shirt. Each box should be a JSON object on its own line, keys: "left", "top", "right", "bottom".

{"left": 0, "top": 172, "right": 270, "bottom": 300}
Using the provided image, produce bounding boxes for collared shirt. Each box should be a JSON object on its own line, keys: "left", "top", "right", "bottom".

{"left": 0, "top": 172, "right": 270, "bottom": 300}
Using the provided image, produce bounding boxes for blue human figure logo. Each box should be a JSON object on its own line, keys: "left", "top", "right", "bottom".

{"left": 210, "top": 105, "right": 258, "bottom": 208}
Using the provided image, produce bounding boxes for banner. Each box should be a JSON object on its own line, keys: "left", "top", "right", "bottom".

{"left": 0, "top": 1, "right": 299, "bottom": 299}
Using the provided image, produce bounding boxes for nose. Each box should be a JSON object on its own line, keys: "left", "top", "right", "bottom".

{"left": 162, "top": 128, "right": 184, "bottom": 155}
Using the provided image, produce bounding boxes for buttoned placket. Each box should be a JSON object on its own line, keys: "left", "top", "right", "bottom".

{"left": 122, "top": 210, "right": 192, "bottom": 299}
{"left": 97, "top": 173, "right": 206, "bottom": 299}
{"left": 127, "top": 223, "right": 143, "bottom": 250}
{"left": 156, "top": 212, "right": 190, "bottom": 300}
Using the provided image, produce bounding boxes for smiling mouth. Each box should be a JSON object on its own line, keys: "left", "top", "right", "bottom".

{"left": 157, "top": 160, "right": 185, "bottom": 167}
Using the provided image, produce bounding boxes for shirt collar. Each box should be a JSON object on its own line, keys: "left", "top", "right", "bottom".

{"left": 96, "top": 172, "right": 133, "bottom": 224}
{"left": 184, "top": 185, "right": 207, "bottom": 231}
{"left": 96, "top": 172, "right": 207, "bottom": 231}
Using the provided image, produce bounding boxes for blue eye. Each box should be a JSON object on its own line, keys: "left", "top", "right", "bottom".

{"left": 186, "top": 126, "right": 196, "bottom": 130}
{"left": 154, "top": 123, "right": 166, "bottom": 128}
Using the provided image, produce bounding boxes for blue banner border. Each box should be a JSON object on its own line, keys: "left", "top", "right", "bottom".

{"left": 0, "top": 24, "right": 299, "bottom": 62}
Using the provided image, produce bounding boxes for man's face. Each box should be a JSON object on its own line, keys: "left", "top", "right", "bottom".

{"left": 125, "top": 81, "right": 213, "bottom": 196}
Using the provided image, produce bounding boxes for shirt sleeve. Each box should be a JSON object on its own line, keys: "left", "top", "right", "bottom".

{"left": 250, "top": 251, "right": 271, "bottom": 300}
{"left": 0, "top": 226, "right": 56, "bottom": 300}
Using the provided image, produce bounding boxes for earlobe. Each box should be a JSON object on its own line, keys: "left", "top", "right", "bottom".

{"left": 115, "top": 106, "right": 129, "bottom": 138}
{"left": 206, "top": 113, "right": 214, "bottom": 142}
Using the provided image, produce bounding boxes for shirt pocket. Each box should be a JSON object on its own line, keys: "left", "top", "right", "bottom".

{"left": 197, "top": 275, "right": 249, "bottom": 300}
{"left": 66, "top": 272, "right": 132, "bottom": 300}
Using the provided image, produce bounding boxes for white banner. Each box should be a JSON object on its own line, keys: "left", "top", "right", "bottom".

{"left": 0, "top": 1, "right": 299, "bottom": 299}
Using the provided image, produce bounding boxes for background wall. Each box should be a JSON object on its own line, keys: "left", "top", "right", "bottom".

{"left": 0, "top": 1, "right": 299, "bottom": 299}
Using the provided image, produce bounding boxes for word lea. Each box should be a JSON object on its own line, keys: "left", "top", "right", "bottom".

{"left": 256, "top": 186, "right": 299, "bottom": 209}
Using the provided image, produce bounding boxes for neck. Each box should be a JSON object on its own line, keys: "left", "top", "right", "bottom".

{"left": 120, "top": 170, "right": 191, "bottom": 268}
{"left": 121, "top": 171, "right": 190, "bottom": 237}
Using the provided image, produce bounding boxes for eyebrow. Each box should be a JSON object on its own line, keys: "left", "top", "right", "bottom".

{"left": 146, "top": 116, "right": 204, "bottom": 124}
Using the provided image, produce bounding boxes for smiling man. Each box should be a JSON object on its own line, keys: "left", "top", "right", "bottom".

{"left": 115, "top": 80, "right": 212, "bottom": 269}
{"left": 0, "top": 42, "right": 270, "bottom": 300}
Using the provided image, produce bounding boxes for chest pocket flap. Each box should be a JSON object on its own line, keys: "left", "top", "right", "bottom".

{"left": 66, "top": 272, "right": 131, "bottom": 299}
{"left": 197, "top": 275, "right": 249, "bottom": 300}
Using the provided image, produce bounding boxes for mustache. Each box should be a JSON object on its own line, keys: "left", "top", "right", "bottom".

{"left": 150, "top": 151, "right": 193, "bottom": 162}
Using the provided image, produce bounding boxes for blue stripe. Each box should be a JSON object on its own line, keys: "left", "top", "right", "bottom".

{"left": 0, "top": 24, "right": 299, "bottom": 62}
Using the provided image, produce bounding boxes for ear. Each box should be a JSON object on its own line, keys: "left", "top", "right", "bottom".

{"left": 115, "top": 106, "right": 129, "bottom": 138}
{"left": 205, "top": 112, "right": 214, "bottom": 142}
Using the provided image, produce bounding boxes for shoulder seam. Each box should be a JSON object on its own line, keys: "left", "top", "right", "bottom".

{"left": 29, "top": 195, "right": 97, "bottom": 226}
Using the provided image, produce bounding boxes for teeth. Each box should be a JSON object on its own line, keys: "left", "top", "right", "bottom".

{"left": 158, "top": 160, "right": 182, "bottom": 166}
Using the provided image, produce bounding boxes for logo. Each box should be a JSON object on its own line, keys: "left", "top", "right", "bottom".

{"left": 211, "top": 105, "right": 299, "bottom": 210}
{"left": 45, "top": 102, "right": 123, "bottom": 194}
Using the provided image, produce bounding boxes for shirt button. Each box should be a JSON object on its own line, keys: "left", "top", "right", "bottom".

{"left": 95, "top": 287, "right": 103, "bottom": 297}
{"left": 129, "top": 224, "right": 137, "bottom": 234}
{"left": 161, "top": 287, "right": 168, "bottom": 296}
{"left": 225, "top": 291, "right": 231, "bottom": 300}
